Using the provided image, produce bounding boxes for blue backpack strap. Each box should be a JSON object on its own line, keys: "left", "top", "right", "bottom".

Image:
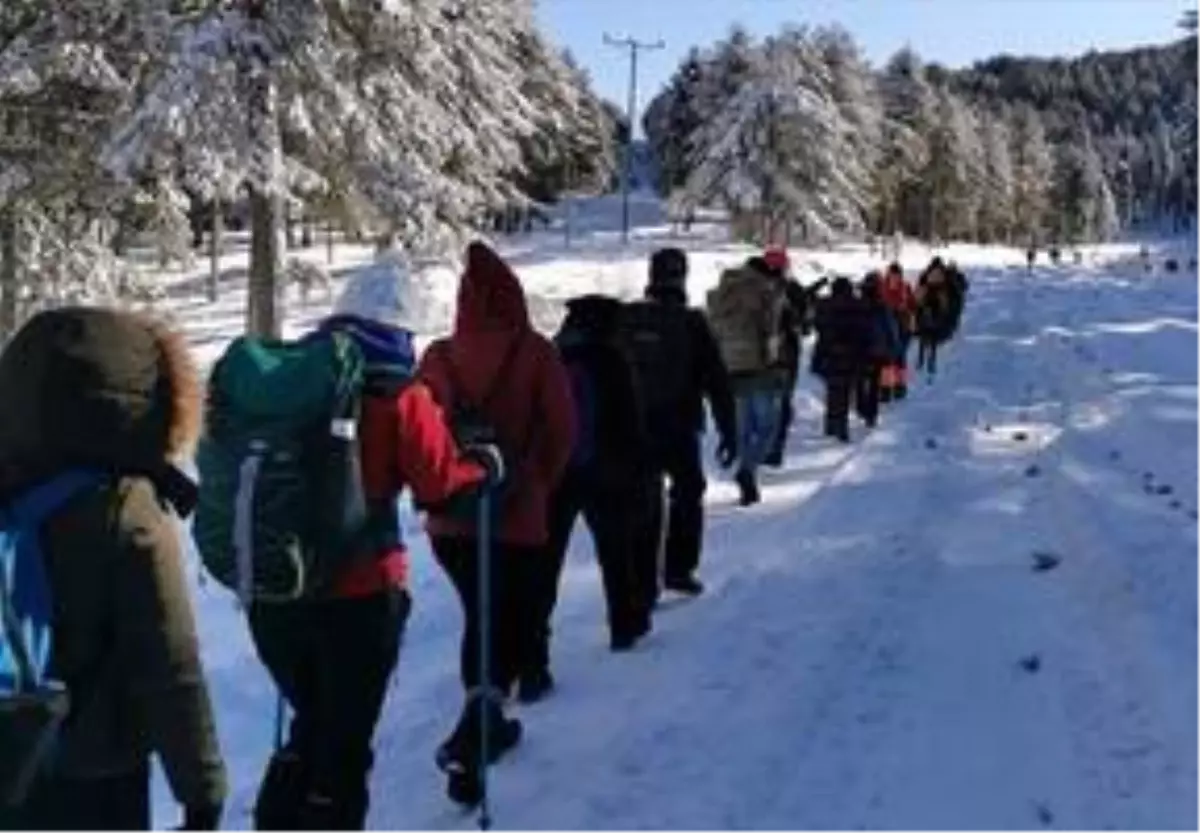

{"left": 7, "top": 470, "right": 105, "bottom": 530}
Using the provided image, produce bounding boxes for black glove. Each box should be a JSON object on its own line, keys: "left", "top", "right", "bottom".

{"left": 179, "top": 803, "right": 222, "bottom": 831}
{"left": 465, "top": 443, "right": 505, "bottom": 487}
{"left": 716, "top": 437, "right": 737, "bottom": 469}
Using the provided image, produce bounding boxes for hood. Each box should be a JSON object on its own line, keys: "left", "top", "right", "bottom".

{"left": 0, "top": 307, "right": 201, "bottom": 491}
{"left": 334, "top": 250, "right": 430, "bottom": 332}
{"left": 454, "top": 241, "right": 529, "bottom": 335}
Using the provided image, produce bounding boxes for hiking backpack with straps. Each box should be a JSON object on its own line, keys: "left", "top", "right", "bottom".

{"left": 0, "top": 470, "right": 104, "bottom": 810}
{"left": 194, "top": 330, "right": 388, "bottom": 602}
{"left": 619, "top": 301, "right": 694, "bottom": 423}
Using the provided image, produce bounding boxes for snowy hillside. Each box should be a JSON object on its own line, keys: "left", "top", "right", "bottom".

{"left": 154, "top": 205, "right": 1197, "bottom": 829}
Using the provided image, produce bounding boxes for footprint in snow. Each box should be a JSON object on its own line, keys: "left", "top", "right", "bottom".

{"left": 1013, "top": 431, "right": 1029, "bottom": 443}
{"left": 1025, "top": 464, "right": 1041, "bottom": 478}
{"left": 1018, "top": 654, "right": 1042, "bottom": 674}
{"left": 1035, "top": 803, "right": 1055, "bottom": 826}
{"left": 1031, "top": 552, "right": 1061, "bottom": 572}
{"left": 1155, "top": 484, "right": 1173, "bottom": 496}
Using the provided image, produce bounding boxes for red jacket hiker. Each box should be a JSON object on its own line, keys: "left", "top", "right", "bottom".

{"left": 419, "top": 241, "right": 575, "bottom": 547}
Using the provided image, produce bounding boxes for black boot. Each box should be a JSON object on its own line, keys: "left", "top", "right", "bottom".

{"left": 735, "top": 469, "right": 760, "bottom": 506}
{"left": 254, "top": 750, "right": 307, "bottom": 830}
{"left": 879, "top": 386, "right": 893, "bottom": 403}
{"left": 663, "top": 574, "right": 705, "bottom": 596}
{"left": 517, "top": 668, "right": 555, "bottom": 704}
{"left": 436, "top": 691, "right": 523, "bottom": 789}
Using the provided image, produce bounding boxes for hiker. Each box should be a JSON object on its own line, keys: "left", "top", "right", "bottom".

{"left": 539, "top": 295, "right": 652, "bottom": 684}
{"left": 857, "top": 271, "right": 900, "bottom": 429}
{"left": 418, "top": 241, "right": 575, "bottom": 800}
{"left": 879, "top": 261, "right": 916, "bottom": 402}
{"left": 0, "top": 308, "right": 226, "bottom": 830}
{"left": 811, "top": 277, "right": 869, "bottom": 442}
{"left": 197, "top": 251, "right": 496, "bottom": 828}
{"left": 914, "top": 258, "right": 954, "bottom": 378}
{"left": 707, "top": 255, "right": 789, "bottom": 506}
{"left": 621, "top": 247, "right": 737, "bottom": 600}
{"left": 760, "top": 247, "right": 828, "bottom": 467}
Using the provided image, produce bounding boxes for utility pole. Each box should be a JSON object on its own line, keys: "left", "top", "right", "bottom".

{"left": 604, "top": 33, "right": 664, "bottom": 244}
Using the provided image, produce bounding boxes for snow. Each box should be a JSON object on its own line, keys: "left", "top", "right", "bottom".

{"left": 149, "top": 200, "right": 1195, "bottom": 829}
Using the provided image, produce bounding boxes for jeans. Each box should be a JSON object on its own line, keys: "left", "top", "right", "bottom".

{"left": 736, "top": 390, "right": 782, "bottom": 474}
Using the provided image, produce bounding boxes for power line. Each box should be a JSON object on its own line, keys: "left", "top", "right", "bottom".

{"left": 603, "top": 33, "right": 664, "bottom": 244}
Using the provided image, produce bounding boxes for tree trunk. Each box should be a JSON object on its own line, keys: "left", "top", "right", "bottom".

{"left": 0, "top": 207, "right": 17, "bottom": 341}
{"left": 208, "top": 201, "right": 222, "bottom": 302}
{"left": 241, "top": 0, "right": 282, "bottom": 337}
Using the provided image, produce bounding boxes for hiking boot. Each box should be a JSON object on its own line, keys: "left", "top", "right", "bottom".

{"left": 610, "top": 632, "right": 638, "bottom": 652}
{"left": 735, "top": 469, "right": 760, "bottom": 506}
{"left": 435, "top": 693, "right": 523, "bottom": 775}
{"left": 663, "top": 574, "right": 704, "bottom": 596}
{"left": 516, "top": 668, "right": 555, "bottom": 704}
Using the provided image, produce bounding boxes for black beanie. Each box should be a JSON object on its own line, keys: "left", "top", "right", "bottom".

{"left": 649, "top": 247, "right": 688, "bottom": 289}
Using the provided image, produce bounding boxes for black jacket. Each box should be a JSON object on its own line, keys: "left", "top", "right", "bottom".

{"left": 555, "top": 296, "right": 649, "bottom": 482}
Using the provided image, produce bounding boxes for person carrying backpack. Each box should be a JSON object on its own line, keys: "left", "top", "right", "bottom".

{"left": 856, "top": 272, "right": 900, "bottom": 429}
{"left": 194, "top": 251, "right": 494, "bottom": 828}
{"left": 534, "top": 295, "right": 652, "bottom": 694}
{"left": 879, "top": 261, "right": 916, "bottom": 402}
{"left": 811, "top": 277, "right": 870, "bottom": 442}
{"left": 621, "top": 248, "right": 737, "bottom": 599}
{"left": 0, "top": 308, "right": 226, "bottom": 830}
{"left": 706, "top": 255, "right": 789, "bottom": 506}
{"left": 418, "top": 241, "right": 575, "bottom": 799}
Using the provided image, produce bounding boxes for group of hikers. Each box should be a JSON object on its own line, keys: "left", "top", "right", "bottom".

{"left": 0, "top": 239, "right": 967, "bottom": 831}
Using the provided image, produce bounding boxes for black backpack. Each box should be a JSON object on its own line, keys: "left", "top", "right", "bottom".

{"left": 619, "top": 301, "right": 694, "bottom": 423}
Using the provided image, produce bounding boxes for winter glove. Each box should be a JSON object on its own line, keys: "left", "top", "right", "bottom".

{"left": 716, "top": 437, "right": 737, "bottom": 469}
{"left": 178, "top": 803, "right": 223, "bottom": 831}
{"left": 464, "top": 443, "right": 506, "bottom": 488}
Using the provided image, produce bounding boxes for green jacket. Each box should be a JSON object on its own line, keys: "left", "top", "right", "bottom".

{"left": 0, "top": 308, "right": 226, "bottom": 811}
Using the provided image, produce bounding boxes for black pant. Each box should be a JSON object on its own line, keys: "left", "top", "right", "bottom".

{"left": 918, "top": 338, "right": 938, "bottom": 373}
{"left": 768, "top": 367, "right": 799, "bottom": 458}
{"left": 248, "top": 589, "right": 409, "bottom": 830}
{"left": 856, "top": 364, "right": 881, "bottom": 426}
{"left": 636, "top": 434, "right": 706, "bottom": 593}
{"left": 824, "top": 377, "right": 853, "bottom": 439}
{"left": 541, "top": 469, "right": 646, "bottom": 661}
{"left": 432, "top": 537, "right": 540, "bottom": 696}
{"left": 15, "top": 764, "right": 149, "bottom": 830}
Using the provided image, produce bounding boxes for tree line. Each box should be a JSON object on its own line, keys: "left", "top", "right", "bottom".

{"left": 0, "top": 0, "right": 619, "bottom": 339}
{"left": 643, "top": 18, "right": 1197, "bottom": 248}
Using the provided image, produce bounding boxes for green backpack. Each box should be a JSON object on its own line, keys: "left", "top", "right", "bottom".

{"left": 194, "top": 331, "right": 379, "bottom": 602}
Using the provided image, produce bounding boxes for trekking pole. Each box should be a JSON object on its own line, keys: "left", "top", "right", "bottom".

{"left": 476, "top": 486, "right": 493, "bottom": 831}
{"left": 272, "top": 691, "right": 285, "bottom": 753}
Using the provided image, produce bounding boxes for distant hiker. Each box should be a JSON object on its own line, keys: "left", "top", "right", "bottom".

{"left": 621, "top": 247, "right": 737, "bottom": 599}
{"left": 811, "top": 277, "right": 869, "bottom": 442}
{"left": 857, "top": 271, "right": 900, "bottom": 428}
{"left": 541, "top": 295, "right": 652, "bottom": 677}
{"left": 707, "top": 255, "right": 789, "bottom": 505}
{"left": 879, "top": 261, "right": 916, "bottom": 401}
{"left": 195, "top": 252, "right": 493, "bottom": 828}
{"left": 1049, "top": 246, "right": 1062, "bottom": 266}
{"left": 944, "top": 260, "right": 969, "bottom": 339}
{"left": 0, "top": 308, "right": 226, "bottom": 830}
{"left": 914, "top": 257, "right": 955, "bottom": 378}
{"left": 419, "top": 241, "right": 575, "bottom": 800}
{"left": 759, "top": 247, "right": 828, "bottom": 467}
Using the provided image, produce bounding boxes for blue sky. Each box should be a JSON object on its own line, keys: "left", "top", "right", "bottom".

{"left": 537, "top": 0, "right": 1190, "bottom": 129}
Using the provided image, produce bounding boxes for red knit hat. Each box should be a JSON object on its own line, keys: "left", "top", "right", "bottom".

{"left": 763, "top": 247, "right": 790, "bottom": 272}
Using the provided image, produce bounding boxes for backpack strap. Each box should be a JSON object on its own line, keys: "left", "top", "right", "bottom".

{"left": 445, "top": 331, "right": 528, "bottom": 413}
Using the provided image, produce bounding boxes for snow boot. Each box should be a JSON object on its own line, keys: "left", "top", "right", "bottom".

{"left": 763, "top": 447, "right": 784, "bottom": 468}
{"left": 663, "top": 574, "right": 704, "bottom": 596}
{"left": 735, "top": 469, "right": 760, "bottom": 506}
{"left": 517, "top": 668, "right": 555, "bottom": 704}
{"left": 435, "top": 692, "right": 523, "bottom": 785}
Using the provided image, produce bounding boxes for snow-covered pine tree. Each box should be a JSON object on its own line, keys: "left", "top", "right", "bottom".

{"left": 675, "top": 27, "right": 868, "bottom": 244}
{"left": 1008, "top": 102, "right": 1054, "bottom": 245}
{"left": 977, "top": 107, "right": 1016, "bottom": 243}
{"left": 103, "top": 0, "right": 552, "bottom": 337}
{"left": 875, "top": 48, "right": 936, "bottom": 238}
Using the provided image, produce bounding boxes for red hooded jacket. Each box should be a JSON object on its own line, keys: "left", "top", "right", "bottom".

{"left": 419, "top": 242, "right": 575, "bottom": 547}
{"left": 333, "top": 381, "right": 486, "bottom": 597}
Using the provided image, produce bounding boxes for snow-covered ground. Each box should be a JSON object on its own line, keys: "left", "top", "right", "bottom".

{"left": 152, "top": 202, "right": 1197, "bottom": 829}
